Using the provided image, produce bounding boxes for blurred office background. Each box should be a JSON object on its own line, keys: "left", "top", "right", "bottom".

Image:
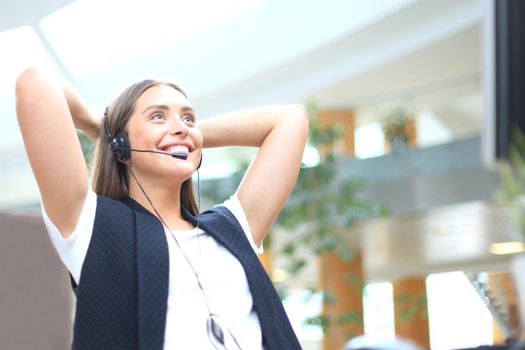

{"left": 1, "top": 0, "right": 525, "bottom": 349}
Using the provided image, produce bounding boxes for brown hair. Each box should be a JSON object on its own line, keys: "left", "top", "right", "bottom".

{"left": 91, "top": 79, "right": 199, "bottom": 216}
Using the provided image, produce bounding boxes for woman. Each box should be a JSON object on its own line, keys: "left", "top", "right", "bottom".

{"left": 15, "top": 67, "right": 307, "bottom": 350}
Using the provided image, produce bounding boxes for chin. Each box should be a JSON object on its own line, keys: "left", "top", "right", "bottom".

{"left": 169, "top": 162, "right": 197, "bottom": 178}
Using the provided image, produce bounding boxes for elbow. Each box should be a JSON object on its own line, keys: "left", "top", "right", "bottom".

{"left": 15, "top": 67, "right": 55, "bottom": 121}
{"left": 290, "top": 104, "right": 308, "bottom": 118}
{"left": 15, "top": 67, "right": 56, "bottom": 99}
{"left": 16, "top": 67, "right": 41, "bottom": 93}
{"left": 289, "top": 104, "right": 309, "bottom": 141}
{"left": 15, "top": 67, "right": 44, "bottom": 106}
{"left": 15, "top": 68, "right": 39, "bottom": 122}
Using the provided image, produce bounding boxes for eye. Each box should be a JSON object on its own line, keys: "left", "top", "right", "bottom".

{"left": 150, "top": 112, "right": 166, "bottom": 121}
{"left": 182, "top": 114, "right": 196, "bottom": 125}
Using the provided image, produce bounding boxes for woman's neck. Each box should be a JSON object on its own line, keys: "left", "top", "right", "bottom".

{"left": 128, "top": 176, "right": 193, "bottom": 231}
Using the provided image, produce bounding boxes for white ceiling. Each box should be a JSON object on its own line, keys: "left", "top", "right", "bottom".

{"left": 0, "top": 0, "right": 74, "bottom": 31}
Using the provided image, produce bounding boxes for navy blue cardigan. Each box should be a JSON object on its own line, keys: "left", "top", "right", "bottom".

{"left": 70, "top": 195, "right": 301, "bottom": 349}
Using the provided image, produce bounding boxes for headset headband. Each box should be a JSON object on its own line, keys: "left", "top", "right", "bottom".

{"left": 103, "top": 107, "right": 113, "bottom": 144}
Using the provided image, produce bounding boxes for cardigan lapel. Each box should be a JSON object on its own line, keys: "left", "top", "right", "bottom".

{"left": 124, "top": 198, "right": 169, "bottom": 350}
{"left": 125, "top": 201, "right": 300, "bottom": 349}
{"left": 184, "top": 206, "right": 301, "bottom": 349}
{"left": 182, "top": 206, "right": 253, "bottom": 265}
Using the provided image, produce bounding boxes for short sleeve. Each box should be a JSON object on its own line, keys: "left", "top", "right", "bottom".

{"left": 41, "top": 186, "right": 97, "bottom": 284}
{"left": 220, "top": 193, "right": 263, "bottom": 255}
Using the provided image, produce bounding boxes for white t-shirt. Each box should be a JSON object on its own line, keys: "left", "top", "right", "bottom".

{"left": 41, "top": 188, "right": 264, "bottom": 350}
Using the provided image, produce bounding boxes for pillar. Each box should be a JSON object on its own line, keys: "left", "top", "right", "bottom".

{"left": 318, "top": 109, "right": 355, "bottom": 156}
{"left": 321, "top": 252, "right": 364, "bottom": 350}
{"left": 319, "top": 109, "right": 362, "bottom": 349}
{"left": 489, "top": 271, "right": 521, "bottom": 343}
{"left": 318, "top": 108, "right": 363, "bottom": 350}
{"left": 393, "top": 276, "right": 430, "bottom": 349}
{"left": 258, "top": 249, "right": 272, "bottom": 273}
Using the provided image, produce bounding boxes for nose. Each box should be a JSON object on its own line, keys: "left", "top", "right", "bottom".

{"left": 168, "top": 116, "right": 189, "bottom": 136}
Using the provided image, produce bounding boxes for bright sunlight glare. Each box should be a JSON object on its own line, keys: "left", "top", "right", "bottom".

{"left": 39, "top": 0, "right": 263, "bottom": 76}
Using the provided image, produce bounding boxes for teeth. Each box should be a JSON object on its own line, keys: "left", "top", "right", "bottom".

{"left": 166, "top": 145, "right": 189, "bottom": 154}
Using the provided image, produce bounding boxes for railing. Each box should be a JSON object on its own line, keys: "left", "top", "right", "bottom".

{"left": 465, "top": 272, "right": 518, "bottom": 342}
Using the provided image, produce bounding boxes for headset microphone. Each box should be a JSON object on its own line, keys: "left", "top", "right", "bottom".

{"left": 124, "top": 148, "right": 188, "bottom": 160}
{"left": 173, "top": 153, "right": 188, "bottom": 160}
{"left": 104, "top": 115, "right": 188, "bottom": 161}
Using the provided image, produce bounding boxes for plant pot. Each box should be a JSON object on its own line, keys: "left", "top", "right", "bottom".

{"left": 511, "top": 253, "right": 525, "bottom": 331}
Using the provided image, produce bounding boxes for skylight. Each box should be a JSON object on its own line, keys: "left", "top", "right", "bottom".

{"left": 39, "top": 0, "right": 262, "bottom": 77}
{"left": 0, "top": 26, "right": 61, "bottom": 94}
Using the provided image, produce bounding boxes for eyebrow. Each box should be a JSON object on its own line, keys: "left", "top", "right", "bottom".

{"left": 142, "top": 104, "right": 195, "bottom": 114}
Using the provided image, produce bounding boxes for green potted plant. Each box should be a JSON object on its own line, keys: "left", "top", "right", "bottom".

{"left": 382, "top": 107, "right": 414, "bottom": 153}
{"left": 275, "top": 101, "right": 387, "bottom": 343}
{"left": 497, "top": 129, "right": 525, "bottom": 332}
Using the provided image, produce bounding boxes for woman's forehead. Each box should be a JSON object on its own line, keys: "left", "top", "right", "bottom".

{"left": 136, "top": 84, "right": 191, "bottom": 111}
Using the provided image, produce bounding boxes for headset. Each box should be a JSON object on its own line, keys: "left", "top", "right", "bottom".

{"left": 103, "top": 109, "right": 189, "bottom": 162}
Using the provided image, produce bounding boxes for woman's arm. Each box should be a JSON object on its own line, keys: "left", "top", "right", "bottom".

{"left": 15, "top": 68, "right": 100, "bottom": 238}
{"left": 198, "top": 105, "right": 308, "bottom": 246}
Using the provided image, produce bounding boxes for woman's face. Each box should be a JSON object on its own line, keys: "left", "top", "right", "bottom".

{"left": 126, "top": 84, "right": 203, "bottom": 184}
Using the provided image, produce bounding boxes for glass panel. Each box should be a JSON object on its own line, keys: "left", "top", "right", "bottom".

{"left": 427, "top": 271, "right": 493, "bottom": 349}
{"left": 282, "top": 289, "right": 323, "bottom": 345}
{"left": 0, "top": 25, "right": 61, "bottom": 94}
{"left": 354, "top": 77, "right": 482, "bottom": 157}
{"left": 354, "top": 122, "right": 385, "bottom": 159}
{"left": 363, "top": 282, "right": 395, "bottom": 340}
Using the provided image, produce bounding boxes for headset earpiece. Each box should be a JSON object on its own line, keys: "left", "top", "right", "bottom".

{"left": 103, "top": 114, "right": 131, "bottom": 161}
{"left": 113, "top": 131, "right": 131, "bottom": 161}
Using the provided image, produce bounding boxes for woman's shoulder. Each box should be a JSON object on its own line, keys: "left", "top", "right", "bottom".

{"left": 92, "top": 194, "right": 139, "bottom": 229}
{"left": 206, "top": 194, "right": 263, "bottom": 254}
{"left": 94, "top": 192, "right": 136, "bottom": 214}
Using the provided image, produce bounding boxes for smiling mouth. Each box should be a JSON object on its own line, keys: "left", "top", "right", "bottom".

{"left": 162, "top": 145, "right": 190, "bottom": 155}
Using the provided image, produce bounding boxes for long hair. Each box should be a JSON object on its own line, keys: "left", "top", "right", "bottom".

{"left": 91, "top": 79, "right": 199, "bottom": 216}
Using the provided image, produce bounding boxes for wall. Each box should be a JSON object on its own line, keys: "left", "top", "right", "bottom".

{"left": 0, "top": 211, "right": 72, "bottom": 350}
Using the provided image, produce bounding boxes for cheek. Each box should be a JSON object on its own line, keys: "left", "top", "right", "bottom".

{"left": 192, "top": 128, "right": 204, "bottom": 149}
{"left": 125, "top": 120, "right": 142, "bottom": 147}
{"left": 128, "top": 124, "right": 159, "bottom": 148}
